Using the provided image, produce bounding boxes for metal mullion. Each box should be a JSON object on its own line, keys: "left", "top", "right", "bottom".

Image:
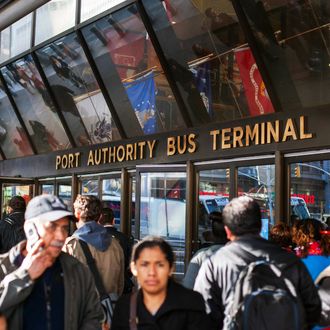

{"left": 136, "top": 1, "right": 192, "bottom": 128}
{"left": 31, "top": 52, "right": 77, "bottom": 148}
{"left": 76, "top": 29, "right": 126, "bottom": 139}
{"left": 75, "top": 0, "right": 81, "bottom": 25}
{"left": 0, "top": 143, "right": 5, "bottom": 160}
{"left": 31, "top": 10, "right": 36, "bottom": 48}
{"left": 0, "top": 71, "right": 37, "bottom": 154}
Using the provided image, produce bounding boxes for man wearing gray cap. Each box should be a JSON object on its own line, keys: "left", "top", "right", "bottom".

{"left": 0, "top": 194, "right": 103, "bottom": 330}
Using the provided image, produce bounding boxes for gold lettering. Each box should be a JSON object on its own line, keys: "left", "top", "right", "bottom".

{"left": 126, "top": 144, "right": 133, "bottom": 161}
{"left": 147, "top": 140, "right": 156, "bottom": 158}
{"left": 210, "top": 130, "right": 220, "bottom": 150}
{"left": 68, "top": 153, "right": 74, "bottom": 168}
{"left": 109, "top": 147, "right": 116, "bottom": 163}
{"left": 138, "top": 141, "right": 146, "bottom": 159}
{"left": 167, "top": 137, "right": 176, "bottom": 156}
{"left": 245, "top": 124, "right": 259, "bottom": 146}
{"left": 282, "top": 118, "right": 297, "bottom": 141}
{"left": 102, "top": 148, "right": 108, "bottom": 164}
{"left": 56, "top": 156, "right": 61, "bottom": 170}
{"left": 177, "top": 136, "right": 187, "bottom": 155}
{"left": 300, "top": 116, "right": 313, "bottom": 139}
{"left": 267, "top": 120, "right": 279, "bottom": 143}
{"left": 188, "top": 134, "right": 197, "bottom": 153}
{"left": 117, "top": 146, "right": 125, "bottom": 162}
{"left": 61, "top": 155, "right": 68, "bottom": 169}
{"left": 221, "top": 128, "right": 232, "bottom": 149}
{"left": 75, "top": 152, "right": 80, "bottom": 167}
{"left": 87, "top": 151, "right": 94, "bottom": 166}
{"left": 94, "top": 149, "right": 101, "bottom": 165}
{"left": 261, "top": 122, "right": 265, "bottom": 144}
{"left": 233, "top": 127, "right": 244, "bottom": 148}
{"left": 133, "top": 143, "right": 137, "bottom": 160}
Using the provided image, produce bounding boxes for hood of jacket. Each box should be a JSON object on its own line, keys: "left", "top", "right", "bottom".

{"left": 73, "top": 221, "right": 111, "bottom": 252}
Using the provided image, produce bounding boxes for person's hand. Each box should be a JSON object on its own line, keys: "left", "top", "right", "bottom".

{"left": 21, "top": 239, "right": 54, "bottom": 280}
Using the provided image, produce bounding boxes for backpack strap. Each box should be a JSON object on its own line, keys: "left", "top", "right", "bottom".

{"left": 129, "top": 291, "right": 138, "bottom": 330}
{"left": 79, "top": 239, "right": 107, "bottom": 298}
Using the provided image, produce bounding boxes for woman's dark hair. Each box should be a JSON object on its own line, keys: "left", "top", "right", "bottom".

{"left": 292, "top": 218, "right": 330, "bottom": 257}
{"left": 132, "top": 236, "right": 175, "bottom": 268}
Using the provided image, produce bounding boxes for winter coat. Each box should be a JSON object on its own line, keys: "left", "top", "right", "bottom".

{"left": 112, "top": 279, "right": 211, "bottom": 330}
{"left": 315, "top": 266, "right": 330, "bottom": 326}
{"left": 63, "top": 221, "right": 125, "bottom": 295}
{"left": 194, "top": 235, "right": 321, "bottom": 330}
{"left": 0, "top": 211, "right": 26, "bottom": 253}
{"left": 0, "top": 241, "right": 103, "bottom": 330}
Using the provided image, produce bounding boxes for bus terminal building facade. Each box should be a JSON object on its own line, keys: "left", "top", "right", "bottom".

{"left": 0, "top": 0, "right": 329, "bottom": 276}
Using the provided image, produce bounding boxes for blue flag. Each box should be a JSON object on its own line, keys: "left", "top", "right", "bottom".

{"left": 124, "top": 71, "right": 157, "bottom": 134}
{"left": 191, "top": 62, "right": 213, "bottom": 117}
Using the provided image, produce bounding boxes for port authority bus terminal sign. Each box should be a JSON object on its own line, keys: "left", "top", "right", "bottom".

{"left": 55, "top": 116, "right": 313, "bottom": 170}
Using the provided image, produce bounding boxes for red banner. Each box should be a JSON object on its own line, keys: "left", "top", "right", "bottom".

{"left": 235, "top": 47, "right": 274, "bottom": 116}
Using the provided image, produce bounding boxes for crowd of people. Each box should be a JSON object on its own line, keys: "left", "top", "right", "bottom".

{"left": 0, "top": 194, "right": 328, "bottom": 330}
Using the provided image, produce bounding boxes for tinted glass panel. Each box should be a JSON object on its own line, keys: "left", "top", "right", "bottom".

{"left": 0, "top": 80, "right": 33, "bottom": 158}
{"left": 140, "top": 172, "right": 186, "bottom": 278}
{"left": 242, "top": 0, "right": 330, "bottom": 110}
{"left": 80, "top": 0, "right": 126, "bottom": 22}
{"left": 36, "top": 33, "right": 119, "bottom": 146}
{"left": 2, "top": 184, "right": 32, "bottom": 217}
{"left": 81, "top": 179, "right": 98, "bottom": 195}
{"left": 237, "top": 164, "right": 275, "bottom": 239}
{"left": 290, "top": 161, "right": 330, "bottom": 224}
{"left": 82, "top": 4, "right": 185, "bottom": 137}
{"left": 142, "top": 0, "right": 273, "bottom": 123}
{"left": 102, "top": 178, "right": 121, "bottom": 228}
{"left": 35, "top": 0, "right": 76, "bottom": 45}
{"left": 0, "top": 14, "right": 32, "bottom": 63}
{"left": 198, "top": 169, "right": 230, "bottom": 247}
{"left": 1, "top": 55, "right": 71, "bottom": 153}
{"left": 41, "top": 184, "right": 54, "bottom": 195}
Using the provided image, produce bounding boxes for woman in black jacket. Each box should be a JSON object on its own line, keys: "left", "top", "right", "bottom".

{"left": 111, "top": 236, "right": 210, "bottom": 330}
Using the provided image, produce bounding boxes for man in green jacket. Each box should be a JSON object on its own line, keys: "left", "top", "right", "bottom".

{"left": 0, "top": 194, "right": 103, "bottom": 330}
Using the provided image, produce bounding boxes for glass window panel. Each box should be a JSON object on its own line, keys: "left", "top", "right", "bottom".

{"left": 198, "top": 169, "right": 230, "bottom": 247}
{"left": 80, "top": 0, "right": 126, "bottom": 22}
{"left": 140, "top": 172, "right": 186, "bottom": 278}
{"left": 1, "top": 55, "right": 71, "bottom": 153}
{"left": 290, "top": 161, "right": 330, "bottom": 223}
{"left": 251, "top": 0, "right": 330, "bottom": 110}
{"left": 58, "top": 183, "right": 72, "bottom": 210}
{"left": 0, "top": 80, "right": 33, "bottom": 158}
{"left": 36, "top": 33, "right": 119, "bottom": 146}
{"left": 82, "top": 4, "right": 185, "bottom": 137}
{"left": 130, "top": 176, "right": 136, "bottom": 238}
{"left": 141, "top": 0, "right": 268, "bottom": 124}
{"left": 102, "top": 178, "right": 121, "bottom": 228}
{"left": 237, "top": 164, "right": 275, "bottom": 239}
{"left": 2, "top": 184, "right": 32, "bottom": 217}
{"left": 41, "top": 184, "right": 54, "bottom": 195}
{"left": 35, "top": 0, "right": 76, "bottom": 45}
{"left": 80, "top": 179, "right": 98, "bottom": 195}
{"left": 0, "top": 14, "right": 32, "bottom": 63}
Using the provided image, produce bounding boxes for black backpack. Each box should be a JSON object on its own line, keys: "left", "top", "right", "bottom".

{"left": 223, "top": 260, "right": 301, "bottom": 330}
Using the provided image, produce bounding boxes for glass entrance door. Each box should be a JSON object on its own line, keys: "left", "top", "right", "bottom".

{"left": 137, "top": 169, "right": 187, "bottom": 279}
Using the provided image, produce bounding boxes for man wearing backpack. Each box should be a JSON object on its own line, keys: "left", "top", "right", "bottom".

{"left": 194, "top": 196, "right": 321, "bottom": 330}
{"left": 0, "top": 196, "right": 26, "bottom": 253}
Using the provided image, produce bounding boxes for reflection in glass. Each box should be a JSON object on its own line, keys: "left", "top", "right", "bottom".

{"left": 58, "top": 184, "right": 72, "bottom": 210}
{"left": 255, "top": 1, "right": 330, "bottom": 109}
{"left": 37, "top": 33, "right": 119, "bottom": 146}
{"left": 80, "top": 0, "right": 126, "bottom": 22}
{"left": 82, "top": 4, "right": 185, "bottom": 137}
{"left": 41, "top": 184, "right": 54, "bottom": 195}
{"left": 142, "top": 0, "right": 271, "bottom": 123}
{"left": 140, "top": 172, "right": 186, "bottom": 278}
{"left": 290, "top": 161, "right": 330, "bottom": 224}
{"left": 35, "top": 0, "right": 76, "bottom": 45}
{"left": 237, "top": 165, "right": 275, "bottom": 239}
{"left": 2, "top": 55, "right": 71, "bottom": 153}
{"left": 0, "top": 14, "right": 32, "bottom": 63}
{"left": 198, "top": 169, "right": 230, "bottom": 247}
{"left": 130, "top": 176, "right": 136, "bottom": 238}
{"left": 0, "top": 80, "right": 33, "bottom": 158}
{"left": 81, "top": 179, "right": 98, "bottom": 195}
{"left": 102, "top": 178, "right": 121, "bottom": 229}
{"left": 2, "top": 184, "right": 32, "bottom": 216}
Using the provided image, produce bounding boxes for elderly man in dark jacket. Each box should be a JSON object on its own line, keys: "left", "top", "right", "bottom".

{"left": 194, "top": 196, "right": 321, "bottom": 330}
{"left": 0, "top": 195, "right": 103, "bottom": 330}
{"left": 0, "top": 196, "right": 26, "bottom": 253}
